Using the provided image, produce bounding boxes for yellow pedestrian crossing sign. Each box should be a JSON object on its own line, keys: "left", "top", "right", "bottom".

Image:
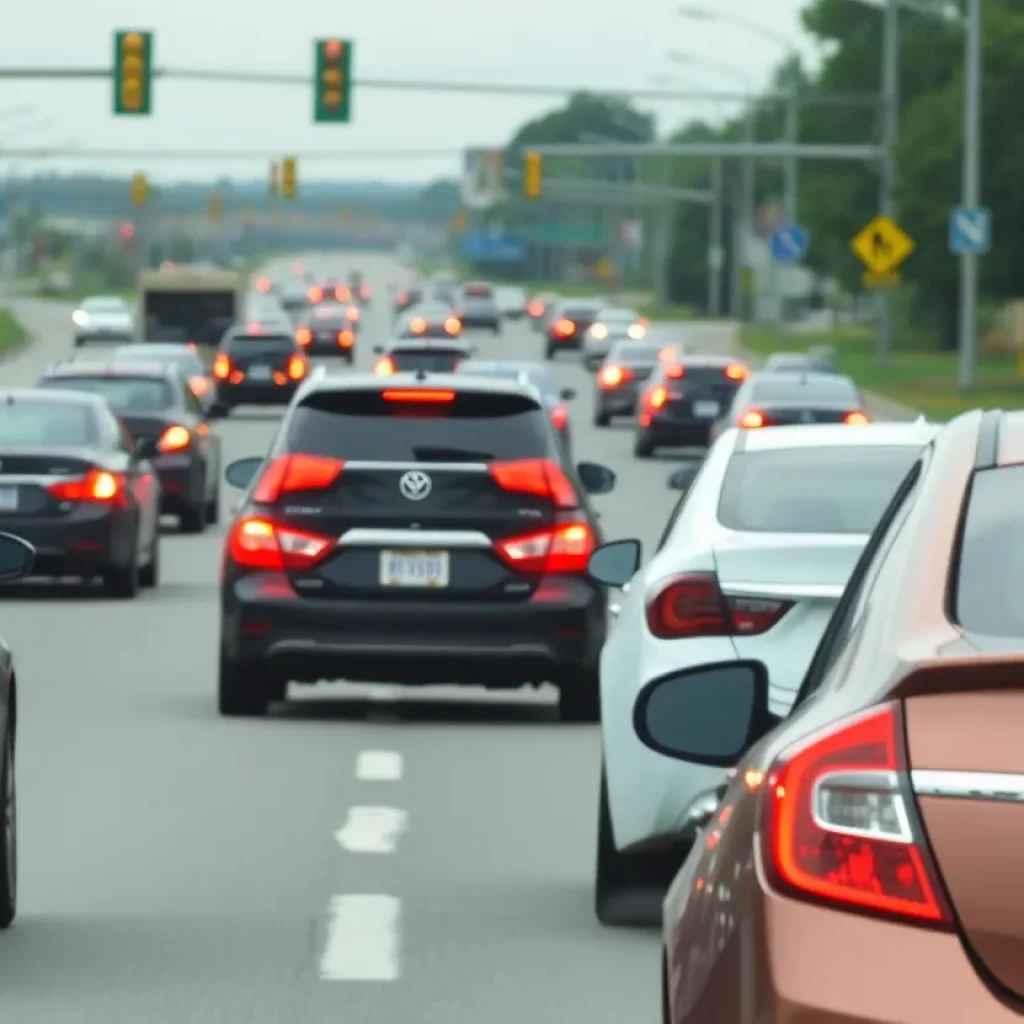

{"left": 851, "top": 215, "right": 914, "bottom": 276}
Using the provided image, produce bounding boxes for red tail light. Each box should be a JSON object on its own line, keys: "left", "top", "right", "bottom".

{"left": 373, "top": 356, "right": 395, "bottom": 375}
{"left": 550, "top": 403, "right": 568, "bottom": 430}
{"left": 528, "top": 299, "right": 544, "bottom": 316}
{"left": 664, "top": 364, "right": 685, "bottom": 379}
{"left": 359, "top": 285, "right": 371, "bottom": 299}
{"left": 296, "top": 327, "right": 312, "bottom": 347}
{"left": 409, "top": 317, "right": 427, "bottom": 335}
{"left": 48, "top": 469, "right": 127, "bottom": 505}
{"left": 188, "top": 375, "right": 209, "bottom": 397}
{"left": 443, "top": 317, "right": 461, "bottom": 334}
{"left": 337, "top": 330, "right": 354, "bottom": 348}
{"left": 158, "top": 425, "right": 191, "bottom": 452}
{"left": 307, "top": 286, "right": 323, "bottom": 302}
{"left": 397, "top": 292, "right": 408, "bottom": 304}
{"left": 644, "top": 572, "right": 793, "bottom": 639}
{"left": 252, "top": 454, "right": 345, "bottom": 503}
{"left": 553, "top": 318, "right": 575, "bottom": 337}
{"left": 213, "top": 353, "right": 230, "bottom": 379}
{"left": 488, "top": 458, "right": 578, "bottom": 508}
{"left": 494, "top": 514, "right": 594, "bottom": 574}
{"left": 287, "top": 355, "right": 306, "bottom": 380}
{"left": 738, "top": 408, "right": 765, "bottom": 428}
{"left": 346, "top": 306, "right": 359, "bottom": 322}
{"left": 724, "top": 362, "right": 747, "bottom": 381}
{"left": 598, "top": 365, "right": 632, "bottom": 388}
{"left": 335, "top": 286, "right": 351, "bottom": 302}
{"left": 844, "top": 410, "right": 870, "bottom": 424}
{"left": 227, "top": 516, "right": 335, "bottom": 572}
{"left": 255, "top": 276, "right": 270, "bottom": 293}
{"left": 762, "top": 703, "right": 952, "bottom": 927}
{"left": 648, "top": 386, "right": 668, "bottom": 410}
{"left": 382, "top": 389, "right": 454, "bottom": 402}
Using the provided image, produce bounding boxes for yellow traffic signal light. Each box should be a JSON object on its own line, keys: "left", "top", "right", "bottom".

{"left": 282, "top": 156, "right": 297, "bottom": 199}
{"left": 131, "top": 172, "right": 147, "bottom": 206}
{"left": 208, "top": 195, "right": 222, "bottom": 223}
{"left": 113, "top": 30, "right": 153, "bottom": 115}
{"left": 524, "top": 151, "right": 542, "bottom": 200}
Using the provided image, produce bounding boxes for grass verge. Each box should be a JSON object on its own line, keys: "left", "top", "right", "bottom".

{"left": 636, "top": 302, "right": 696, "bottom": 321}
{"left": 741, "top": 324, "right": 1024, "bottom": 421}
{"left": 0, "top": 309, "right": 28, "bottom": 358}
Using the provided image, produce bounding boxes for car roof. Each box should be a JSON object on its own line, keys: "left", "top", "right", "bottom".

{"left": 457, "top": 360, "right": 546, "bottom": 374}
{"left": 42, "top": 359, "right": 175, "bottom": 379}
{"left": 752, "top": 370, "right": 850, "bottom": 388}
{"left": 736, "top": 420, "right": 940, "bottom": 453}
{"left": 665, "top": 352, "right": 742, "bottom": 368}
{"left": 386, "top": 338, "right": 472, "bottom": 352}
{"left": 0, "top": 387, "right": 109, "bottom": 407}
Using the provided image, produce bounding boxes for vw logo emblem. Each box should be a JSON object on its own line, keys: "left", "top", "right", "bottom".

{"left": 399, "top": 470, "right": 432, "bottom": 501}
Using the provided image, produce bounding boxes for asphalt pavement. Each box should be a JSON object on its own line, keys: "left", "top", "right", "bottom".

{"left": 0, "top": 255, "right": 728, "bottom": 1023}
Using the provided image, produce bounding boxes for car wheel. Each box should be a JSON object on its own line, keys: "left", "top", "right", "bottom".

{"left": 661, "top": 951, "right": 671, "bottom": 1024}
{"left": 545, "top": 344, "right": 556, "bottom": 360}
{"left": 218, "top": 648, "right": 270, "bottom": 717}
{"left": 0, "top": 727, "right": 16, "bottom": 929}
{"left": 206, "top": 484, "right": 220, "bottom": 526}
{"left": 139, "top": 528, "right": 160, "bottom": 588}
{"left": 594, "top": 410, "right": 611, "bottom": 428}
{"left": 633, "top": 432, "right": 656, "bottom": 458}
{"left": 103, "top": 545, "right": 139, "bottom": 598}
{"left": 558, "top": 666, "right": 599, "bottom": 722}
{"left": 179, "top": 479, "right": 206, "bottom": 534}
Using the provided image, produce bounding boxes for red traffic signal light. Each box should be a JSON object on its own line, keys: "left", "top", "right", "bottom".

{"left": 119, "top": 221, "right": 136, "bottom": 240}
{"left": 324, "top": 40, "right": 343, "bottom": 60}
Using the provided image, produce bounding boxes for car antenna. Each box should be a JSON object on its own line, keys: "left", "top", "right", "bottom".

{"left": 415, "top": 367, "right": 428, "bottom": 381}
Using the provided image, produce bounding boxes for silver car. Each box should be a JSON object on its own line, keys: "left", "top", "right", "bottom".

{"left": 582, "top": 308, "right": 648, "bottom": 369}
{"left": 72, "top": 295, "right": 134, "bottom": 347}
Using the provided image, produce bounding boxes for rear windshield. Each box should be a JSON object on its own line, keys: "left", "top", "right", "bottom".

{"left": 287, "top": 390, "right": 554, "bottom": 461}
{"left": 225, "top": 334, "right": 294, "bottom": 353}
{"left": 0, "top": 400, "right": 96, "bottom": 446}
{"left": 752, "top": 376, "right": 858, "bottom": 404}
{"left": 37, "top": 376, "right": 173, "bottom": 412}
{"left": 954, "top": 464, "right": 1024, "bottom": 636}
{"left": 391, "top": 351, "right": 465, "bottom": 372}
{"left": 601, "top": 310, "right": 639, "bottom": 323}
{"left": 562, "top": 304, "right": 601, "bottom": 319}
{"left": 717, "top": 446, "right": 920, "bottom": 534}
{"left": 612, "top": 343, "right": 659, "bottom": 362}
{"left": 464, "top": 285, "right": 493, "bottom": 297}
{"left": 313, "top": 305, "right": 348, "bottom": 319}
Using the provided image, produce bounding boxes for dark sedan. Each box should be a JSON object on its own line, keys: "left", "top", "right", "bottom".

{"left": 593, "top": 341, "right": 663, "bottom": 426}
{"left": 36, "top": 360, "right": 222, "bottom": 532}
{"left": 112, "top": 341, "right": 215, "bottom": 412}
{"left": 545, "top": 300, "right": 604, "bottom": 358}
{"left": 372, "top": 339, "right": 475, "bottom": 375}
{"left": 295, "top": 302, "right": 360, "bottom": 360}
{"left": 0, "top": 389, "right": 161, "bottom": 595}
{"left": 396, "top": 303, "right": 463, "bottom": 339}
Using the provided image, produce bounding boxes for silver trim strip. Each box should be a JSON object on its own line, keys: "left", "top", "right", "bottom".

{"left": 338, "top": 528, "right": 492, "bottom": 548}
{"left": 343, "top": 460, "right": 489, "bottom": 473}
{"left": 723, "top": 582, "right": 845, "bottom": 600}
{"left": 0, "top": 474, "right": 84, "bottom": 485}
{"left": 811, "top": 770, "right": 913, "bottom": 842}
{"left": 911, "top": 770, "right": 1024, "bottom": 803}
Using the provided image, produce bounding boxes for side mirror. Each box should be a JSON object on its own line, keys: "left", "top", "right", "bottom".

{"left": 560, "top": 387, "right": 577, "bottom": 401}
{"left": 0, "top": 533, "right": 34, "bottom": 581}
{"left": 576, "top": 461, "right": 616, "bottom": 495}
{"left": 668, "top": 465, "right": 698, "bottom": 491}
{"left": 632, "top": 660, "right": 772, "bottom": 767}
{"left": 225, "top": 456, "right": 263, "bottom": 489}
{"left": 588, "top": 538, "right": 641, "bottom": 587}
{"left": 134, "top": 437, "right": 158, "bottom": 460}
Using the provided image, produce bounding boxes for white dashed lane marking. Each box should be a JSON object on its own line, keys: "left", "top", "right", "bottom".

{"left": 320, "top": 895, "right": 401, "bottom": 981}
{"left": 355, "top": 750, "right": 403, "bottom": 781}
{"left": 335, "top": 806, "right": 408, "bottom": 854}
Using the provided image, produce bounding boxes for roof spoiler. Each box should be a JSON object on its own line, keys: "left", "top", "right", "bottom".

{"left": 892, "top": 653, "right": 1024, "bottom": 700}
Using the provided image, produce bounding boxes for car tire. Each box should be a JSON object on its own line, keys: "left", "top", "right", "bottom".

{"left": 633, "top": 432, "right": 656, "bottom": 458}
{"left": 206, "top": 485, "right": 220, "bottom": 526}
{"left": 0, "top": 726, "right": 16, "bottom": 930}
{"left": 73, "top": 336, "right": 85, "bottom": 348}
{"left": 218, "top": 649, "right": 270, "bottom": 717}
{"left": 180, "top": 480, "right": 206, "bottom": 534}
{"left": 545, "top": 343, "right": 556, "bottom": 360}
{"left": 103, "top": 546, "right": 139, "bottom": 599}
{"left": 594, "top": 410, "right": 611, "bottom": 428}
{"left": 139, "top": 529, "right": 160, "bottom": 588}
{"left": 558, "top": 667, "right": 600, "bottom": 722}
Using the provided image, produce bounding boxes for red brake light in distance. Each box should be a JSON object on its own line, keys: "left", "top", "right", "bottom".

{"left": 373, "top": 356, "right": 395, "bottom": 375}
{"left": 443, "top": 317, "right": 461, "bottom": 334}
{"left": 48, "top": 469, "right": 127, "bottom": 505}
{"left": 188, "top": 375, "right": 209, "bottom": 397}
{"left": 307, "top": 286, "right": 323, "bottom": 302}
{"left": 762, "top": 702, "right": 952, "bottom": 927}
{"left": 488, "top": 459, "right": 578, "bottom": 508}
{"left": 409, "top": 317, "right": 428, "bottom": 334}
{"left": 494, "top": 516, "right": 595, "bottom": 574}
{"left": 724, "top": 362, "right": 747, "bottom": 381}
{"left": 553, "top": 318, "right": 574, "bottom": 337}
{"left": 649, "top": 386, "right": 668, "bottom": 410}
{"left": 157, "top": 425, "right": 191, "bottom": 452}
{"left": 664, "top": 364, "right": 684, "bottom": 379}
{"left": 527, "top": 299, "right": 544, "bottom": 316}
{"left": 738, "top": 408, "right": 765, "bottom": 428}
{"left": 346, "top": 306, "right": 359, "bottom": 322}
{"left": 296, "top": 327, "right": 312, "bottom": 347}
{"left": 645, "top": 572, "right": 793, "bottom": 639}
{"left": 845, "top": 410, "right": 870, "bottom": 424}
{"left": 550, "top": 403, "right": 568, "bottom": 430}
{"left": 598, "top": 365, "right": 631, "bottom": 388}
{"left": 252, "top": 454, "right": 345, "bottom": 503}
{"left": 227, "top": 516, "right": 335, "bottom": 572}
{"left": 213, "top": 353, "right": 230, "bottom": 379}
{"left": 337, "top": 330, "right": 354, "bottom": 348}
{"left": 382, "top": 389, "right": 455, "bottom": 403}
{"left": 287, "top": 355, "right": 306, "bottom": 380}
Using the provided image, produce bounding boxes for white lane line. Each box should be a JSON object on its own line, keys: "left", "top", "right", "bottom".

{"left": 320, "top": 894, "right": 401, "bottom": 981}
{"left": 335, "top": 806, "right": 407, "bottom": 854}
{"left": 355, "top": 750, "right": 403, "bottom": 781}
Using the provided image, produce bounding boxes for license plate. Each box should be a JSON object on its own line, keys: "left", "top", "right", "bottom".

{"left": 0, "top": 487, "right": 15, "bottom": 511}
{"left": 249, "top": 365, "right": 272, "bottom": 380}
{"left": 379, "top": 550, "right": 449, "bottom": 588}
{"left": 693, "top": 401, "right": 720, "bottom": 418}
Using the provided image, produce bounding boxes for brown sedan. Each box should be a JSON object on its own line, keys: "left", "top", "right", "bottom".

{"left": 635, "top": 407, "right": 1024, "bottom": 1023}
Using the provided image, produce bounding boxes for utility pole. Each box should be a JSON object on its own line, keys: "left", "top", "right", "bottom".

{"left": 784, "top": 91, "right": 798, "bottom": 221}
{"left": 741, "top": 107, "right": 756, "bottom": 320}
{"left": 708, "top": 158, "right": 723, "bottom": 315}
{"left": 956, "top": 0, "right": 981, "bottom": 391}
{"left": 878, "top": 0, "right": 899, "bottom": 366}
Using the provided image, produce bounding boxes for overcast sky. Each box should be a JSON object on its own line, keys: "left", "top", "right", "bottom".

{"left": 0, "top": 0, "right": 821, "bottom": 185}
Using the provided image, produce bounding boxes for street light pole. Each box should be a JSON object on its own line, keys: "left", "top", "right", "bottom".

{"left": 784, "top": 92, "right": 798, "bottom": 221}
{"left": 957, "top": 0, "right": 981, "bottom": 391}
{"left": 878, "top": 0, "right": 899, "bottom": 367}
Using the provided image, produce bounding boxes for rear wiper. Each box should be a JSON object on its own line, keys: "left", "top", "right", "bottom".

{"left": 412, "top": 445, "right": 495, "bottom": 462}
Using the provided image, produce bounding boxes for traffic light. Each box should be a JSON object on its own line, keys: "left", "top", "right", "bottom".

{"left": 113, "top": 31, "right": 153, "bottom": 116}
{"left": 269, "top": 161, "right": 279, "bottom": 197}
{"left": 282, "top": 156, "right": 297, "bottom": 199}
{"left": 314, "top": 39, "right": 353, "bottom": 123}
{"left": 208, "top": 195, "right": 222, "bottom": 224}
{"left": 119, "top": 221, "right": 136, "bottom": 241}
{"left": 131, "top": 172, "right": 147, "bottom": 206}
{"left": 524, "top": 151, "right": 542, "bottom": 200}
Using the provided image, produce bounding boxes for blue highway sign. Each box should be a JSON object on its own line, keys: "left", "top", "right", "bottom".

{"left": 949, "top": 207, "right": 991, "bottom": 255}
{"left": 769, "top": 222, "right": 808, "bottom": 263}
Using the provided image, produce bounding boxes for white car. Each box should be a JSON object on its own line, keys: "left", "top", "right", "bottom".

{"left": 586, "top": 419, "right": 939, "bottom": 925}
{"left": 72, "top": 295, "right": 134, "bottom": 347}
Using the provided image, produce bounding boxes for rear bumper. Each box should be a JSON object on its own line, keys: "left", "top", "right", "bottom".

{"left": 74, "top": 330, "right": 133, "bottom": 343}
{"left": 0, "top": 506, "right": 132, "bottom": 576}
{"left": 215, "top": 381, "right": 301, "bottom": 406}
{"left": 222, "top": 571, "right": 606, "bottom": 685}
{"left": 304, "top": 340, "right": 354, "bottom": 357}
{"left": 547, "top": 334, "right": 583, "bottom": 349}
{"left": 151, "top": 453, "right": 201, "bottom": 512}
{"left": 595, "top": 386, "right": 639, "bottom": 416}
{"left": 641, "top": 410, "right": 717, "bottom": 445}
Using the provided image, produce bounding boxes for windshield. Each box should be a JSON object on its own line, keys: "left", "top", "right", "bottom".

{"left": 455, "top": 364, "right": 556, "bottom": 397}
{"left": 0, "top": 400, "right": 96, "bottom": 446}
{"left": 599, "top": 310, "right": 639, "bottom": 323}
{"left": 717, "top": 446, "right": 920, "bottom": 534}
{"left": 611, "top": 343, "right": 659, "bottom": 362}
{"left": 751, "top": 376, "right": 859, "bottom": 404}
{"left": 313, "top": 305, "right": 349, "bottom": 319}
{"left": 37, "top": 376, "right": 173, "bottom": 411}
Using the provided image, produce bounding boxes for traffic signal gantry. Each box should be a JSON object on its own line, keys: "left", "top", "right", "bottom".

{"left": 524, "top": 151, "right": 542, "bottom": 199}
{"left": 113, "top": 30, "right": 153, "bottom": 116}
{"left": 314, "top": 39, "right": 353, "bottom": 123}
